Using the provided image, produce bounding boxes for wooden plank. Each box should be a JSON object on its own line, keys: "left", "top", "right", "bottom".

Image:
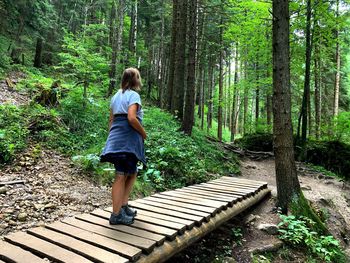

{"left": 199, "top": 183, "right": 255, "bottom": 194}
{"left": 135, "top": 198, "right": 211, "bottom": 221}
{"left": 79, "top": 211, "right": 166, "bottom": 245}
{"left": 179, "top": 186, "right": 242, "bottom": 198}
{"left": 188, "top": 185, "right": 249, "bottom": 197}
{"left": 4, "top": 232, "right": 92, "bottom": 263}
{"left": 45, "top": 221, "right": 142, "bottom": 261}
{"left": 209, "top": 180, "right": 261, "bottom": 189}
{"left": 127, "top": 207, "right": 195, "bottom": 229}
{"left": 128, "top": 201, "right": 205, "bottom": 224}
{"left": 87, "top": 210, "right": 178, "bottom": 241}
{"left": 159, "top": 191, "right": 231, "bottom": 207}
{"left": 211, "top": 179, "right": 266, "bottom": 189}
{"left": 220, "top": 176, "right": 267, "bottom": 186}
{"left": 0, "top": 240, "right": 46, "bottom": 263}
{"left": 172, "top": 191, "right": 236, "bottom": 205}
{"left": 144, "top": 196, "right": 217, "bottom": 215}
{"left": 175, "top": 188, "right": 241, "bottom": 203}
{"left": 62, "top": 217, "right": 156, "bottom": 254}
{"left": 27, "top": 227, "right": 129, "bottom": 263}
{"left": 101, "top": 208, "right": 186, "bottom": 234}
{"left": 153, "top": 193, "right": 224, "bottom": 208}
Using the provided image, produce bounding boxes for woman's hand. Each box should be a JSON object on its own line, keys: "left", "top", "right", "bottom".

{"left": 128, "top": 104, "right": 147, "bottom": 140}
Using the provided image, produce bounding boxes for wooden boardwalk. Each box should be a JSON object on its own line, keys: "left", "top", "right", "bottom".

{"left": 0, "top": 176, "right": 270, "bottom": 263}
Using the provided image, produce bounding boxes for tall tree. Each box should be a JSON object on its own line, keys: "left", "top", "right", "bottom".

{"left": 107, "top": 0, "right": 124, "bottom": 97}
{"left": 272, "top": 0, "right": 301, "bottom": 212}
{"left": 182, "top": 0, "right": 197, "bottom": 135}
{"left": 171, "top": 0, "right": 187, "bottom": 119}
{"left": 333, "top": 0, "right": 340, "bottom": 117}
{"left": 218, "top": 15, "right": 224, "bottom": 141}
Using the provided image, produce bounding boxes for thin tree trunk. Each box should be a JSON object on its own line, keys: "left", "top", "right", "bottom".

{"left": 33, "top": 38, "right": 43, "bottom": 68}
{"left": 333, "top": 0, "right": 340, "bottom": 117}
{"left": 107, "top": 0, "right": 124, "bottom": 97}
{"left": 172, "top": 0, "right": 187, "bottom": 119}
{"left": 231, "top": 43, "right": 239, "bottom": 142}
{"left": 217, "top": 16, "right": 224, "bottom": 141}
{"left": 299, "top": 0, "right": 312, "bottom": 145}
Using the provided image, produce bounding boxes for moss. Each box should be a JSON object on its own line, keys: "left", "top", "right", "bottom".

{"left": 290, "top": 191, "right": 329, "bottom": 235}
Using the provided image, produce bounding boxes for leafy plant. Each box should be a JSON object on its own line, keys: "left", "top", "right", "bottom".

{"left": 278, "top": 214, "right": 346, "bottom": 262}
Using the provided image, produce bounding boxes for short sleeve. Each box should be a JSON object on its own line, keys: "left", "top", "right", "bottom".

{"left": 110, "top": 94, "right": 116, "bottom": 109}
{"left": 128, "top": 91, "right": 142, "bottom": 108}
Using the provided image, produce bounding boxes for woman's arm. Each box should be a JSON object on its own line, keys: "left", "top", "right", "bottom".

{"left": 128, "top": 104, "right": 147, "bottom": 140}
{"left": 108, "top": 109, "right": 113, "bottom": 131}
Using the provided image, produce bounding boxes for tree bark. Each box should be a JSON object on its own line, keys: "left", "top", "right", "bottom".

{"left": 333, "top": 0, "right": 340, "bottom": 117}
{"left": 272, "top": 0, "right": 301, "bottom": 212}
{"left": 167, "top": 0, "right": 178, "bottom": 111}
{"left": 33, "top": 37, "right": 43, "bottom": 68}
{"left": 217, "top": 17, "right": 224, "bottom": 141}
{"left": 182, "top": 0, "right": 197, "bottom": 135}
{"left": 231, "top": 43, "right": 239, "bottom": 142}
{"left": 171, "top": 0, "right": 187, "bottom": 119}
{"left": 107, "top": 0, "right": 124, "bottom": 97}
{"left": 299, "top": 0, "right": 312, "bottom": 145}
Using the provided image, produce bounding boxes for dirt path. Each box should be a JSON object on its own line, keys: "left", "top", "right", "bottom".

{"left": 240, "top": 158, "right": 350, "bottom": 227}
{"left": 239, "top": 157, "right": 350, "bottom": 259}
{"left": 0, "top": 143, "right": 112, "bottom": 236}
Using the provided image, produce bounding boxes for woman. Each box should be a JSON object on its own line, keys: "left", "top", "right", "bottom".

{"left": 100, "top": 67, "right": 147, "bottom": 225}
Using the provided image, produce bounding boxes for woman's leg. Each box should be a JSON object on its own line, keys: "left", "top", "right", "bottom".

{"left": 112, "top": 172, "right": 127, "bottom": 214}
{"left": 122, "top": 173, "right": 137, "bottom": 205}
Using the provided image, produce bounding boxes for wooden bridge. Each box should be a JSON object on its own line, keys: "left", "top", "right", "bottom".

{"left": 0, "top": 176, "right": 270, "bottom": 263}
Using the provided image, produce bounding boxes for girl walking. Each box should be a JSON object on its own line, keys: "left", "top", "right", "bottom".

{"left": 100, "top": 67, "right": 147, "bottom": 225}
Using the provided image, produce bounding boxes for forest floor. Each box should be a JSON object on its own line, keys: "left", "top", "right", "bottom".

{"left": 168, "top": 157, "right": 350, "bottom": 263}
{"left": 1, "top": 73, "right": 350, "bottom": 261}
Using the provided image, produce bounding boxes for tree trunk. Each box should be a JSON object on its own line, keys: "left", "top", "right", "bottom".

{"left": 314, "top": 26, "right": 321, "bottom": 140}
{"left": 217, "top": 17, "right": 224, "bottom": 141}
{"left": 128, "top": 0, "right": 138, "bottom": 61}
{"left": 171, "top": 0, "right": 187, "bottom": 119}
{"left": 207, "top": 60, "right": 214, "bottom": 132}
{"left": 33, "top": 38, "right": 43, "bottom": 68}
{"left": 299, "top": 0, "right": 312, "bottom": 146}
{"left": 243, "top": 58, "right": 248, "bottom": 135}
{"left": 167, "top": 0, "right": 178, "bottom": 111}
{"left": 272, "top": 0, "right": 301, "bottom": 212}
{"left": 231, "top": 43, "right": 239, "bottom": 142}
{"left": 107, "top": 0, "right": 125, "bottom": 97}
{"left": 333, "top": 0, "right": 340, "bottom": 117}
{"left": 182, "top": 0, "right": 197, "bottom": 135}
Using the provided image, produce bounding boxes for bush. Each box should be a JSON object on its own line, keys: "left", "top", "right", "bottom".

{"left": 278, "top": 214, "right": 346, "bottom": 262}
{"left": 304, "top": 140, "right": 350, "bottom": 180}
{"left": 140, "top": 107, "right": 239, "bottom": 190}
{"left": 235, "top": 132, "right": 273, "bottom": 152}
{"left": 0, "top": 104, "right": 28, "bottom": 163}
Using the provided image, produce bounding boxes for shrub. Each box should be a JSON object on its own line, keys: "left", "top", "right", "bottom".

{"left": 0, "top": 104, "right": 28, "bottom": 163}
{"left": 278, "top": 214, "right": 346, "bottom": 262}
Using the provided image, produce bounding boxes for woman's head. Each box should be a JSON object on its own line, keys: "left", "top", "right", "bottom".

{"left": 121, "top": 67, "right": 142, "bottom": 92}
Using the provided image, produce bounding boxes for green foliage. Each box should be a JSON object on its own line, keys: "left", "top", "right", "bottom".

{"left": 278, "top": 214, "right": 346, "bottom": 262}
{"left": 0, "top": 104, "right": 28, "bottom": 163}
{"left": 58, "top": 28, "right": 109, "bottom": 83}
{"left": 141, "top": 107, "right": 239, "bottom": 190}
{"left": 304, "top": 140, "right": 350, "bottom": 180}
{"left": 236, "top": 133, "right": 273, "bottom": 152}
{"left": 230, "top": 227, "right": 243, "bottom": 246}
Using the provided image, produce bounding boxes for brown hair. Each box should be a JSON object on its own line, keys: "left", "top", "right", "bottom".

{"left": 120, "top": 67, "right": 142, "bottom": 93}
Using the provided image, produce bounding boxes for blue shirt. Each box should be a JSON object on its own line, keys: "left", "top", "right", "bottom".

{"left": 110, "top": 89, "right": 144, "bottom": 120}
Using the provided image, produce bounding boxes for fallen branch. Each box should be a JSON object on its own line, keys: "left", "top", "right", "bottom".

{"left": 0, "top": 180, "right": 26, "bottom": 186}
